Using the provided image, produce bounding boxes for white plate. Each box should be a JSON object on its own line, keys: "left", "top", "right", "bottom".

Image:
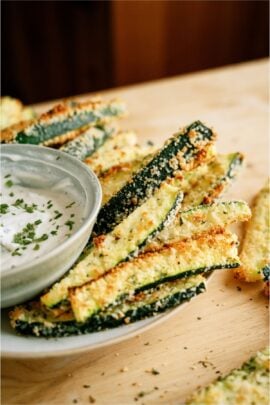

{"left": 1, "top": 273, "right": 213, "bottom": 358}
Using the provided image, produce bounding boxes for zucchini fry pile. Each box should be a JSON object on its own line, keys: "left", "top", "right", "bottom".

{"left": 3, "top": 97, "right": 252, "bottom": 337}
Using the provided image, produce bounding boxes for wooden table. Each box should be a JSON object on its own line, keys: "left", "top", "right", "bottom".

{"left": 2, "top": 59, "right": 269, "bottom": 405}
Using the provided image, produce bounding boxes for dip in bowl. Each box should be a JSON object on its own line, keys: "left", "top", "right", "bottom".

{"left": 0, "top": 144, "right": 102, "bottom": 308}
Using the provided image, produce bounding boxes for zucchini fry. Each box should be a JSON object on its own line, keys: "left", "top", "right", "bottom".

{"left": 100, "top": 160, "right": 144, "bottom": 205}
{"left": 59, "top": 125, "right": 115, "bottom": 160}
{"left": 1, "top": 98, "right": 126, "bottom": 145}
{"left": 99, "top": 152, "right": 243, "bottom": 209}
{"left": 70, "top": 230, "right": 239, "bottom": 322}
{"left": 235, "top": 179, "right": 270, "bottom": 282}
{"left": 181, "top": 152, "right": 244, "bottom": 210}
{"left": 147, "top": 201, "right": 251, "bottom": 250}
{"left": 10, "top": 275, "right": 206, "bottom": 337}
{"left": 186, "top": 347, "right": 270, "bottom": 405}
{"left": 85, "top": 131, "right": 155, "bottom": 175}
{"left": 93, "top": 120, "right": 216, "bottom": 237}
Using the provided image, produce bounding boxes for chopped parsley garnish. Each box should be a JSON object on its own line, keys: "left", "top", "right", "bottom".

{"left": 5, "top": 180, "right": 13, "bottom": 188}
{"left": 66, "top": 201, "right": 75, "bottom": 209}
{"left": 13, "top": 198, "right": 24, "bottom": 207}
{"left": 24, "top": 204, "right": 37, "bottom": 213}
{"left": 12, "top": 199, "right": 38, "bottom": 213}
{"left": 65, "top": 220, "right": 74, "bottom": 230}
{"left": 11, "top": 249, "right": 22, "bottom": 257}
{"left": 54, "top": 210, "right": 63, "bottom": 220}
{"left": 3, "top": 191, "right": 79, "bottom": 260}
{"left": 35, "top": 234, "right": 49, "bottom": 242}
{"left": 0, "top": 204, "right": 9, "bottom": 214}
{"left": 13, "top": 223, "right": 36, "bottom": 245}
{"left": 13, "top": 221, "right": 47, "bottom": 247}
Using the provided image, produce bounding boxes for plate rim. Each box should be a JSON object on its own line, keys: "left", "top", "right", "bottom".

{"left": 1, "top": 272, "right": 213, "bottom": 359}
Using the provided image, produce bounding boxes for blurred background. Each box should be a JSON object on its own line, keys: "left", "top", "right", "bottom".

{"left": 2, "top": 0, "right": 269, "bottom": 104}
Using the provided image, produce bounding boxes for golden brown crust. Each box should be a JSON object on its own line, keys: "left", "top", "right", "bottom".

{"left": 1, "top": 97, "right": 125, "bottom": 145}
{"left": 99, "top": 162, "right": 134, "bottom": 178}
{"left": 42, "top": 126, "right": 88, "bottom": 146}
{"left": 70, "top": 229, "right": 229, "bottom": 294}
{"left": 1, "top": 119, "right": 34, "bottom": 143}
{"left": 235, "top": 179, "right": 270, "bottom": 282}
{"left": 202, "top": 183, "right": 225, "bottom": 204}
{"left": 93, "top": 235, "right": 106, "bottom": 248}
{"left": 36, "top": 98, "right": 105, "bottom": 125}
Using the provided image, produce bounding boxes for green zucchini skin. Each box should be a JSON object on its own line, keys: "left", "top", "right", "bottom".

{"left": 100, "top": 161, "right": 144, "bottom": 206}
{"left": 201, "top": 152, "right": 244, "bottom": 205}
{"left": 60, "top": 125, "right": 115, "bottom": 160}
{"left": 263, "top": 264, "right": 270, "bottom": 281}
{"left": 14, "top": 100, "right": 126, "bottom": 145}
{"left": 11, "top": 278, "right": 206, "bottom": 337}
{"left": 93, "top": 121, "right": 215, "bottom": 237}
{"left": 136, "top": 263, "right": 238, "bottom": 294}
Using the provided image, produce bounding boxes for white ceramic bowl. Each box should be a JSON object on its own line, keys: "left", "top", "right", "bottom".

{"left": 1, "top": 144, "right": 102, "bottom": 308}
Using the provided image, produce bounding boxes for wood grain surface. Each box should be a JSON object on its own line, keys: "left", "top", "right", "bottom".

{"left": 2, "top": 59, "right": 269, "bottom": 405}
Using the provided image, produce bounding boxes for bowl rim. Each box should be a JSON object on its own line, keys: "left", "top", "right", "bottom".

{"left": 0, "top": 144, "right": 102, "bottom": 278}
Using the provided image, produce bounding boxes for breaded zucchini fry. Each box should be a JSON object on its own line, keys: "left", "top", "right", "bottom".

{"left": 235, "top": 179, "right": 270, "bottom": 282}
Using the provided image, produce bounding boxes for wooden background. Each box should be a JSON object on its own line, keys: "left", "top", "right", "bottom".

{"left": 2, "top": 0, "right": 269, "bottom": 103}
{"left": 2, "top": 59, "right": 269, "bottom": 405}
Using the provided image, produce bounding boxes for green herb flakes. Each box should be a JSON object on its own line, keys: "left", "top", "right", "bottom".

{"left": 0, "top": 204, "right": 9, "bottom": 214}
{"left": 66, "top": 201, "right": 76, "bottom": 209}
{"left": 65, "top": 220, "right": 74, "bottom": 230}
{"left": 54, "top": 210, "right": 63, "bottom": 220}
{"left": 5, "top": 180, "right": 13, "bottom": 188}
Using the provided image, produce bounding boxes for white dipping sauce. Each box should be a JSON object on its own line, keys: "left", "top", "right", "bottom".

{"left": 0, "top": 171, "right": 83, "bottom": 271}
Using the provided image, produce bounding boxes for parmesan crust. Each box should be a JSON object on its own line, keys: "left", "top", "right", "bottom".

{"left": 235, "top": 179, "right": 270, "bottom": 282}
{"left": 186, "top": 347, "right": 269, "bottom": 405}
{"left": 9, "top": 275, "right": 206, "bottom": 337}
{"left": 146, "top": 201, "right": 251, "bottom": 251}
{"left": 1, "top": 98, "right": 126, "bottom": 145}
{"left": 70, "top": 230, "right": 239, "bottom": 322}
